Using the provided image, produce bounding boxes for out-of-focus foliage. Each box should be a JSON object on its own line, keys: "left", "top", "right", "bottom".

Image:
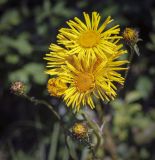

{"left": 0, "top": 0, "right": 155, "bottom": 160}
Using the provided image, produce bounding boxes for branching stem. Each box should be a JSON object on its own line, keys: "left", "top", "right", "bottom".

{"left": 23, "top": 94, "right": 61, "bottom": 121}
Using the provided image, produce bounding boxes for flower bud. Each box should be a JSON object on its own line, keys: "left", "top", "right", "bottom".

{"left": 72, "top": 122, "right": 88, "bottom": 138}
{"left": 69, "top": 122, "right": 91, "bottom": 146}
{"left": 122, "top": 27, "right": 139, "bottom": 45}
{"left": 10, "top": 81, "right": 25, "bottom": 95}
{"left": 47, "top": 77, "right": 67, "bottom": 97}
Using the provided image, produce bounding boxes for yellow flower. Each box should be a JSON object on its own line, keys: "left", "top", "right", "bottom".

{"left": 122, "top": 27, "right": 139, "bottom": 45}
{"left": 72, "top": 123, "right": 88, "bottom": 138}
{"left": 44, "top": 12, "right": 128, "bottom": 110}
{"left": 44, "top": 44, "right": 76, "bottom": 75}
{"left": 44, "top": 44, "right": 69, "bottom": 72}
{"left": 57, "top": 12, "right": 122, "bottom": 59}
{"left": 57, "top": 53, "right": 128, "bottom": 110}
{"left": 47, "top": 77, "right": 68, "bottom": 97}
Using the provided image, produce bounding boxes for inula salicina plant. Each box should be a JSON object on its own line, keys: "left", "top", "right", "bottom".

{"left": 11, "top": 12, "right": 141, "bottom": 159}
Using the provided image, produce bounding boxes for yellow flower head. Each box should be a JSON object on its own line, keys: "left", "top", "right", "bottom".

{"left": 44, "top": 44, "right": 75, "bottom": 75}
{"left": 122, "top": 27, "right": 139, "bottom": 45}
{"left": 72, "top": 123, "right": 88, "bottom": 138}
{"left": 47, "top": 77, "right": 68, "bottom": 97}
{"left": 57, "top": 53, "right": 128, "bottom": 110}
{"left": 57, "top": 12, "right": 122, "bottom": 59}
{"left": 44, "top": 12, "right": 128, "bottom": 110}
{"left": 44, "top": 44, "right": 68, "bottom": 67}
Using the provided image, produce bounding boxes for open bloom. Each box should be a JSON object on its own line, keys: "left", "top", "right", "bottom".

{"left": 57, "top": 12, "right": 122, "bottom": 59}
{"left": 55, "top": 52, "right": 128, "bottom": 110}
{"left": 44, "top": 44, "right": 70, "bottom": 69}
{"left": 44, "top": 44, "right": 74, "bottom": 75}
{"left": 44, "top": 12, "right": 128, "bottom": 110}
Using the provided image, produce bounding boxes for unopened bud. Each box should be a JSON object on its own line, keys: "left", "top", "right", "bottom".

{"left": 10, "top": 81, "right": 25, "bottom": 95}
{"left": 70, "top": 122, "right": 91, "bottom": 146}
{"left": 72, "top": 122, "right": 88, "bottom": 138}
{"left": 122, "top": 27, "right": 139, "bottom": 45}
{"left": 123, "top": 27, "right": 142, "bottom": 56}
{"left": 47, "top": 77, "right": 67, "bottom": 97}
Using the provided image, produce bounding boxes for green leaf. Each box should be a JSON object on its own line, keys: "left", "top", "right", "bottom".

{"left": 0, "top": 9, "right": 21, "bottom": 30}
{"left": 136, "top": 76, "right": 153, "bottom": 99}
{"left": 0, "top": 0, "right": 8, "bottom": 5}
{"left": 125, "top": 91, "right": 142, "bottom": 103}
{"left": 9, "top": 69, "right": 29, "bottom": 83}
{"left": 24, "top": 63, "right": 47, "bottom": 84}
{"left": 134, "top": 44, "right": 140, "bottom": 56}
{"left": 128, "top": 103, "right": 142, "bottom": 114}
{"left": 5, "top": 54, "right": 19, "bottom": 64}
{"left": 0, "top": 34, "right": 32, "bottom": 55}
{"left": 48, "top": 123, "right": 60, "bottom": 160}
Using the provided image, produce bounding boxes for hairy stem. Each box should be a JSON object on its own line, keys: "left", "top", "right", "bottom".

{"left": 23, "top": 94, "right": 61, "bottom": 121}
{"left": 80, "top": 111, "right": 102, "bottom": 153}
{"left": 22, "top": 94, "right": 75, "bottom": 159}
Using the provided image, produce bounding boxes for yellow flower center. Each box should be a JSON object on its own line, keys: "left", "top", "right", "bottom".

{"left": 75, "top": 72, "right": 94, "bottom": 92}
{"left": 78, "top": 31, "right": 100, "bottom": 48}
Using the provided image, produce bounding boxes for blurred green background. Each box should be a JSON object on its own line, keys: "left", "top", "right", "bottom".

{"left": 0, "top": 0, "right": 155, "bottom": 159}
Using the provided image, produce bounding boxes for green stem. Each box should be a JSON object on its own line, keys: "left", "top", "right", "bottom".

{"left": 80, "top": 111, "right": 102, "bottom": 151}
{"left": 88, "top": 144, "right": 99, "bottom": 159}
{"left": 22, "top": 94, "right": 75, "bottom": 159}
{"left": 23, "top": 94, "right": 61, "bottom": 121}
{"left": 124, "top": 46, "right": 134, "bottom": 80}
{"left": 104, "top": 128, "right": 118, "bottom": 160}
